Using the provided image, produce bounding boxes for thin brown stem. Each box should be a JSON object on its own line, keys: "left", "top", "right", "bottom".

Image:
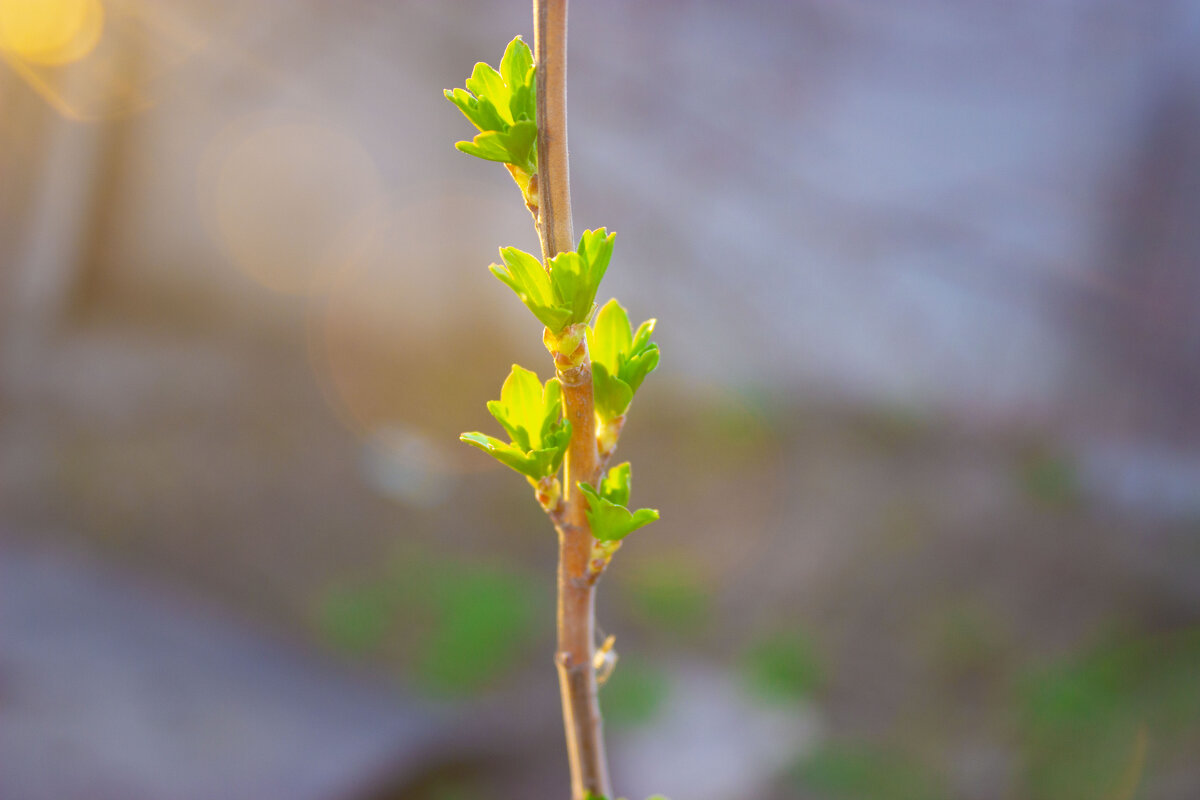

{"left": 534, "top": 1, "right": 610, "bottom": 798}
{"left": 534, "top": 0, "right": 573, "bottom": 263}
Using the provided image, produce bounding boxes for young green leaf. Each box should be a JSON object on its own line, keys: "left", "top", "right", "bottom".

{"left": 576, "top": 228, "right": 615, "bottom": 288}
{"left": 592, "top": 361, "right": 634, "bottom": 422}
{"left": 509, "top": 83, "right": 536, "bottom": 126}
{"left": 499, "top": 37, "right": 535, "bottom": 119}
{"left": 490, "top": 247, "right": 573, "bottom": 331}
{"left": 498, "top": 120, "right": 538, "bottom": 168}
{"left": 445, "top": 36, "right": 538, "bottom": 175}
{"left": 599, "top": 461, "right": 632, "bottom": 506}
{"left": 487, "top": 365, "right": 565, "bottom": 450}
{"left": 465, "top": 62, "right": 512, "bottom": 124}
{"left": 549, "top": 227, "right": 614, "bottom": 326}
{"left": 460, "top": 432, "right": 543, "bottom": 477}
{"left": 587, "top": 298, "right": 660, "bottom": 420}
{"left": 455, "top": 131, "right": 514, "bottom": 163}
{"left": 591, "top": 296, "right": 632, "bottom": 370}
{"left": 460, "top": 365, "right": 570, "bottom": 480}
{"left": 578, "top": 462, "right": 659, "bottom": 542}
{"left": 548, "top": 251, "right": 591, "bottom": 322}
{"left": 491, "top": 233, "right": 619, "bottom": 333}
{"left": 624, "top": 319, "right": 660, "bottom": 393}
{"left": 443, "top": 87, "right": 506, "bottom": 134}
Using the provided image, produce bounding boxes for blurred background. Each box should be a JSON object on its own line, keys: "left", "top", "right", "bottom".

{"left": 2, "top": 0, "right": 1200, "bottom": 798}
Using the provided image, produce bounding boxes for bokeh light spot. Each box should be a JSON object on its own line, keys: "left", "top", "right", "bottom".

{"left": 0, "top": 0, "right": 103, "bottom": 66}
{"left": 210, "top": 121, "right": 383, "bottom": 295}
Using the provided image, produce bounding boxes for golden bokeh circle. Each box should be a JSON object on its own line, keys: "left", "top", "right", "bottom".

{"left": 0, "top": 0, "right": 104, "bottom": 66}
{"left": 210, "top": 121, "right": 383, "bottom": 295}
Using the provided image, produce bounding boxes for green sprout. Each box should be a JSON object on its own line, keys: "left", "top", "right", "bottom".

{"left": 460, "top": 364, "right": 571, "bottom": 482}
{"left": 579, "top": 462, "right": 660, "bottom": 543}
{"left": 489, "top": 228, "right": 616, "bottom": 334}
{"left": 444, "top": 36, "right": 538, "bottom": 206}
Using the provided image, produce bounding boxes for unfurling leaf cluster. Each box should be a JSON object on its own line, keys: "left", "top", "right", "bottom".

{"left": 579, "top": 462, "right": 659, "bottom": 542}
{"left": 444, "top": 37, "right": 537, "bottom": 178}
{"left": 491, "top": 228, "right": 615, "bottom": 333}
{"left": 460, "top": 365, "right": 570, "bottom": 481}
{"left": 589, "top": 299, "right": 659, "bottom": 422}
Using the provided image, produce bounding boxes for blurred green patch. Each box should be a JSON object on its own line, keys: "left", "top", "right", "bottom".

{"left": 855, "top": 406, "right": 931, "bottom": 452}
{"left": 1017, "top": 446, "right": 1079, "bottom": 509}
{"left": 792, "top": 743, "right": 948, "bottom": 800}
{"left": 622, "top": 558, "right": 712, "bottom": 639}
{"left": 601, "top": 657, "right": 670, "bottom": 727}
{"left": 419, "top": 779, "right": 476, "bottom": 800}
{"left": 416, "top": 562, "right": 538, "bottom": 695}
{"left": 1019, "top": 628, "right": 1200, "bottom": 800}
{"left": 314, "top": 552, "right": 541, "bottom": 696}
{"left": 741, "top": 629, "right": 825, "bottom": 703}
{"left": 683, "top": 391, "right": 777, "bottom": 469}
{"left": 397, "top": 759, "right": 489, "bottom": 800}
{"left": 920, "top": 601, "right": 1011, "bottom": 679}
{"left": 316, "top": 582, "right": 397, "bottom": 655}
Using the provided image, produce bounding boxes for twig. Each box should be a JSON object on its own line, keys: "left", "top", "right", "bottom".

{"left": 534, "top": 1, "right": 611, "bottom": 797}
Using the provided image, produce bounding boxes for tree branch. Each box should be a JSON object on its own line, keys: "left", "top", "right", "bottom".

{"left": 534, "top": 1, "right": 610, "bottom": 798}
{"left": 534, "top": 0, "right": 574, "bottom": 263}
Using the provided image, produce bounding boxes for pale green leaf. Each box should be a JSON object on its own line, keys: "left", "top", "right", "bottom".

{"left": 538, "top": 379, "right": 564, "bottom": 444}
{"left": 510, "top": 82, "right": 536, "bottom": 124}
{"left": 578, "top": 479, "right": 659, "bottom": 542}
{"left": 600, "top": 461, "right": 632, "bottom": 507}
{"left": 460, "top": 428, "right": 568, "bottom": 481}
{"left": 498, "top": 120, "right": 538, "bottom": 173}
{"left": 444, "top": 87, "right": 505, "bottom": 133}
{"left": 631, "top": 318, "right": 657, "bottom": 353}
{"left": 548, "top": 251, "right": 591, "bottom": 322}
{"left": 446, "top": 39, "right": 538, "bottom": 171}
{"left": 578, "top": 228, "right": 615, "bottom": 273}
{"left": 455, "top": 131, "right": 513, "bottom": 163}
{"left": 485, "top": 365, "right": 566, "bottom": 455}
{"left": 460, "top": 432, "right": 538, "bottom": 477}
{"left": 591, "top": 298, "right": 632, "bottom": 373}
{"left": 589, "top": 299, "right": 658, "bottom": 415}
{"left": 535, "top": 423, "right": 571, "bottom": 476}
{"left": 498, "top": 247, "right": 552, "bottom": 306}
{"left": 489, "top": 365, "right": 540, "bottom": 449}
{"left": 592, "top": 361, "right": 633, "bottom": 420}
{"left": 491, "top": 247, "right": 573, "bottom": 329}
{"left": 500, "top": 36, "right": 533, "bottom": 96}
{"left": 577, "top": 228, "right": 615, "bottom": 298}
{"left": 498, "top": 364, "right": 542, "bottom": 426}
{"left": 464, "top": 62, "right": 511, "bottom": 124}
{"left": 622, "top": 343, "right": 659, "bottom": 393}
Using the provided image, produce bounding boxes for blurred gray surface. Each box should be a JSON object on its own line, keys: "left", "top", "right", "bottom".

{"left": 0, "top": 542, "right": 442, "bottom": 800}
{"left": 612, "top": 663, "right": 819, "bottom": 800}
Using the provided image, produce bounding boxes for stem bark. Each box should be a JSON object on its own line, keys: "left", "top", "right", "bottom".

{"left": 534, "top": 1, "right": 611, "bottom": 797}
